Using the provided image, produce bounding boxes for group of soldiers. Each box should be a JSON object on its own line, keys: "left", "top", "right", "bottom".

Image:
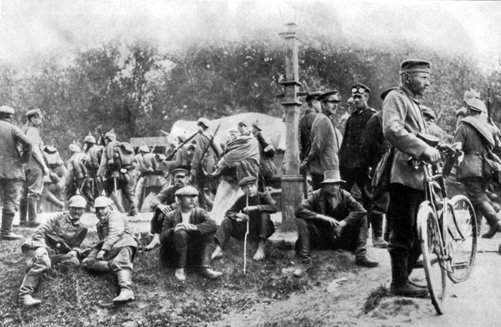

{"left": 2, "top": 57, "right": 501, "bottom": 307}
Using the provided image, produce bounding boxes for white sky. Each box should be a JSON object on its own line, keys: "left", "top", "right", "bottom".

{"left": 0, "top": 0, "right": 500, "bottom": 71}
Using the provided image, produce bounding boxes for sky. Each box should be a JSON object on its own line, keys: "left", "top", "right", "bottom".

{"left": 0, "top": 0, "right": 500, "bottom": 72}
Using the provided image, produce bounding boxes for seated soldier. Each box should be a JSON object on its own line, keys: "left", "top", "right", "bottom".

{"left": 82, "top": 195, "right": 138, "bottom": 303}
{"left": 160, "top": 186, "right": 222, "bottom": 281}
{"left": 19, "top": 195, "right": 88, "bottom": 307}
{"left": 293, "top": 170, "right": 379, "bottom": 277}
{"left": 211, "top": 176, "right": 276, "bottom": 261}
{"left": 144, "top": 168, "right": 191, "bottom": 250}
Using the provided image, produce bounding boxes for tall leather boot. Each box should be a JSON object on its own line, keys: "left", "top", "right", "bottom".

{"left": 19, "top": 274, "right": 42, "bottom": 307}
{"left": 293, "top": 219, "right": 312, "bottom": 277}
{"left": 113, "top": 270, "right": 135, "bottom": 303}
{"left": 19, "top": 198, "right": 27, "bottom": 226}
{"left": 389, "top": 250, "right": 428, "bottom": 298}
{"left": 479, "top": 201, "right": 501, "bottom": 239}
{"left": 370, "top": 213, "right": 388, "bottom": 248}
{"left": 0, "top": 213, "right": 23, "bottom": 240}
{"left": 27, "top": 198, "right": 40, "bottom": 227}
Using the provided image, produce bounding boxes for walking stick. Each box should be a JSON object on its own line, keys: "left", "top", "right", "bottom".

{"left": 243, "top": 192, "right": 250, "bottom": 274}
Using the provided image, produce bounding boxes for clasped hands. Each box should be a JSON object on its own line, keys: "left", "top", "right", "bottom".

{"left": 317, "top": 214, "right": 345, "bottom": 239}
{"left": 174, "top": 223, "right": 197, "bottom": 232}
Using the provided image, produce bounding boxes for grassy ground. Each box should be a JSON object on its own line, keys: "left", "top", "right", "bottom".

{"left": 0, "top": 227, "right": 360, "bottom": 327}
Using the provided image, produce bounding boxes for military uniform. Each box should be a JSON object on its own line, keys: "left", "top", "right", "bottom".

{"left": 40, "top": 145, "right": 66, "bottom": 211}
{"left": 0, "top": 106, "right": 32, "bottom": 239}
{"left": 299, "top": 108, "right": 318, "bottom": 161}
{"left": 66, "top": 145, "right": 88, "bottom": 199}
{"left": 83, "top": 141, "right": 103, "bottom": 208}
{"left": 19, "top": 211, "right": 88, "bottom": 303}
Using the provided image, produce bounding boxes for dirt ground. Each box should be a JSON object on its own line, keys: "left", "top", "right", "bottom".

{"left": 4, "top": 211, "right": 501, "bottom": 327}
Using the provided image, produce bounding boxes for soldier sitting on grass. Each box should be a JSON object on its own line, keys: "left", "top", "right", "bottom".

{"left": 211, "top": 176, "right": 277, "bottom": 262}
{"left": 19, "top": 195, "right": 88, "bottom": 307}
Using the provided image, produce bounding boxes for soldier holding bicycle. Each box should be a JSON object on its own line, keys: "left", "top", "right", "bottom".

{"left": 383, "top": 59, "right": 441, "bottom": 298}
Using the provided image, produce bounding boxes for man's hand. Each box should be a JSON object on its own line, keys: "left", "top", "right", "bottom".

{"left": 158, "top": 204, "right": 172, "bottom": 215}
{"left": 96, "top": 250, "right": 106, "bottom": 260}
{"left": 332, "top": 220, "right": 347, "bottom": 239}
{"left": 316, "top": 214, "right": 340, "bottom": 227}
{"left": 235, "top": 213, "right": 249, "bottom": 222}
{"left": 422, "top": 146, "right": 441, "bottom": 163}
{"left": 242, "top": 206, "right": 257, "bottom": 214}
{"left": 185, "top": 224, "right": 197, "bottom": 232}
{"left": 174, "top": 224, "right": 186, "bottom": 232}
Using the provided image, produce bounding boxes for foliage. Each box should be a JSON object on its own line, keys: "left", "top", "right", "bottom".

{"left": 0, "top": 38, "right": 499, "bottom": 158}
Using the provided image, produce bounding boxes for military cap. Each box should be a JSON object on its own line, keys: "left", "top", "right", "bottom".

{"left": 320, "top": 89, "right": 340, "bottom": 102}
{"left": 175, "top": 186, "right": 199, "bottom": 197}
{"left": 69, "top": 143, "right": 81, "bottom": 153}
{"left": 252, "top": 120, "right": 262, "bottom": 131}
{"left": 464, "top": 88, "right": 480, "bottom": 101}
{"left": 94, "top": 196, "right": 113, "bottom": 208}
{"left": 351, "top": 83, "right": 370, "bottom": 95}
{"left": 104, "top": 130, "right": 116, "bottom": 141}
{"left": 228, "top": 127, "right": 238, "bottom": 134}
{"left": 0, "top": 105, "right": 14, "bottom": 115}
{"left": 399, "top": 59, "right": 431, "bottom": 75}
{"left": 84, "top": 134, "right": 96, "bottom": 144}
{"left": 238, "top": 176, "right": 257, "bottom": 187}
{"left": 197, "top": 118, "right": 210, "bottom": 128}
{"left": 421, "top": 106, "right": 436, "bottom": 120}
{"left": 68, "top": 195, "right": 87, "bottom": 208}
{"left": 138, "top": 145, "right": 150, "bottom": 153}
{"left": 172, "top": 167, "right": 189, "bottom": 177}
{"left": 465, "top": 98, "right": 487, "bottom": 114}
{"left": 305, "top": 91, "right": 323, "bottom": 102}
{"left": 26, "top": 108, "right": 42, "bottom": 118}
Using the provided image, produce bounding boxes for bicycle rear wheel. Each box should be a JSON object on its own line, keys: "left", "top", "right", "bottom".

{"left": 446, "top": 195, "right": 477, "bottom": 283}
{"left": 417, "top": 201, "right": 446, "bottom": 315}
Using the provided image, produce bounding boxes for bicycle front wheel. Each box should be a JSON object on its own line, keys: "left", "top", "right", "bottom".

{"left": 417, "top": 201, "right": 446, "bottom": 315}
{"left": 446, "top": 195, "right": 477, "bottom": 283}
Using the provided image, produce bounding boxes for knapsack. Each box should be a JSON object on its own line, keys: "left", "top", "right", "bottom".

{"left": 106, "top": 141, "right": 135, "bottom": 169}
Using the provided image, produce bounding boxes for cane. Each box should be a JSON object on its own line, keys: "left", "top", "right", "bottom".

{"left": 243, "top": 192, "right": 250, "bottom": 274}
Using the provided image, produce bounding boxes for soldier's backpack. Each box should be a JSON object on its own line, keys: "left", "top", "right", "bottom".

{"left": 111, "top": 142, "right": 135, "bottom": 169}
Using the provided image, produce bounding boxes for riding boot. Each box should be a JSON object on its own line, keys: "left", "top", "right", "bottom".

{"left": 113, "top": 270, "right": 135, "bottom": 302}
{"left": 19, "top": 198, "right": 27, "bottom": 226}
{"left": 19, "top": 274, "right": 42, "bottom": 307}
{"left": 479, "top": 201, "right": 501, "bottom": 238}
{"left": 27, "top": 198, "right": 40, "bottom": 227}
{"left": 0, "top": 213, "right": 23, "bottom": 240}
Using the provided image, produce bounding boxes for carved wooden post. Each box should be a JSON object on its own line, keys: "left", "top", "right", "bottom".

{"left": 279, "top": 23, "right": 303, "bottom": 231}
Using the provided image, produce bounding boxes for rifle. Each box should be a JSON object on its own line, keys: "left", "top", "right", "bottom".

{"left": 165, "top": 131, "right": 199, "bottom": 161}
{"left": 488, "top": 87, "right": 492, "bottom": 124}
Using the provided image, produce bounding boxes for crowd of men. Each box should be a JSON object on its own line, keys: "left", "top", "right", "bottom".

{"left": 1, "top": 58, "right": 501, "bottom": 307}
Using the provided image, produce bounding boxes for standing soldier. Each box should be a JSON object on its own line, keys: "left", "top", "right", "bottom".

{"left": 300, "top": 90, "right": 342, "bottom": 190}
{"left": 83, "top": 133, "right": 103, "bottom": 209}
{"left": 160, "top": 186, "right": 222, "bottom": 281}
{"left": 191, "top": 118, "right": 222, "bottom": 210}
{"left": 40, "top": 145, "right": 66, "bottom": 211}
{"left": 82, "top": 195, "right": 137, "bottom": 303}
{"left": 299, "top": 91, "right": 322, "bottom": 161}
{"left": 383, "top": 59, "right": 440, "bottom": 298}
{"left": 65, "top": 143, "right": 87, "bottom": 200}
{"left": 453, "top": 97, "right": 501, "bottom": 238}
{"left": 97, "top": 130, "right": 138, "bottom": 216}
{"left": 19, "top": 195, "right": 88, "bottom": 306}
{"left": 20, "top": 109, "right": 50, "bottom": 227}
{"left": 251, "top": 121, "right": 277, "bottom": 191}
{"left": 339, "top": 84, "right": 387, "bottom": 248}
{"left": 0, "top": 106, "right": 32, "bottom": 240}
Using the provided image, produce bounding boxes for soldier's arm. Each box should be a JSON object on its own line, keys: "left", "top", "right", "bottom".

{"left": 31, "top": 216, "right": 58, "bottom": 244}
{"left": 13, "top": 126, "right": 33, "bottom": 161}
{"left": 101, "top": 214, "right": 125, "bottom": 252}
{"left": 26, "top": 128, "right": 49, "bottom": 174}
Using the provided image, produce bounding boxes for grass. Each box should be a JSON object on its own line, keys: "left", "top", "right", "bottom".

{"left": 0, "top": 228, "right": 362, "bottom": 327}
{"left": 362, "top": 285, "right": 390, "bottom": 314}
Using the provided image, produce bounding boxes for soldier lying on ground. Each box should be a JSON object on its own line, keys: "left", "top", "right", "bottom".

{"left": 82, "top": 195, "right": 138, "bottom": 303}
{"left": 211, "top": 176, "right": 276, "bottom": 262}
{"left": 159, "top": 186, "right": 222, "bottom": 282}
{"left": 19, "top": 195, "right": 88, "bottom": 307}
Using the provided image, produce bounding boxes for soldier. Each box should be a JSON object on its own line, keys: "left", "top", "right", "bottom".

{"left": 144, "top": 168, "right": 191, "bottom": 251}
{"left": 421, "top": 106, "right": 450, "bottom": 142}
{"left": 339, "top": 84, "right": 387, "bottom": 248}
{"left": 97, "top": 130, "right": 138, "bottom": 216}
{"left": 211, "top": 176, "right": 276, "bottom": 261}
{"left": 191, "top": 118, "right": 222, "bottom": 210}
{"left": 65, "top": 143, "right": 87, "bottom": 200}
{"left": 299, "top": 91, "right": 322, "bottom": 161}
{"left": 300, "top": 90, "right": 342, "bottom": 190}
{"left": 453, "top": 97, "right": 501, "bottom": 238}
{"left": 293, "top": 170, "right": 379, "bottom": 277}
{"left": 383, "top": 59, "right": 440, "bottom": 298}
{"left": 20, "top": 108, "right": 50, "bottom": 227}
{"left": 0, "top": 106, "right": 32, "bottom": 240}
{"left": 82, "top": 195, "right": 137, "bottom": 303}
{"left": 19, "top": 195, "right": 88, "bottom": 306}
{"left": 251, "top": 121, "right": 277, "bottom": 191}
{"left": 159, "top": 186, "right": 222, "bottom": 281}
{"left": 83, "top": 133, "right": 103, "bottom": 209}
{"left": 40, "top": 145, "right": 66, "bottom": 211}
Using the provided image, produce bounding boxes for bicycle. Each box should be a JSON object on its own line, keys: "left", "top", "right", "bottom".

{"left": 413, "top": 135, "right": 478, "bottom": 315}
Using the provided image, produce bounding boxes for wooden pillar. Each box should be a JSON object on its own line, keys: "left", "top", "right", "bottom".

{"left": 279, "top": 23, "right": 303, "bottom": 231}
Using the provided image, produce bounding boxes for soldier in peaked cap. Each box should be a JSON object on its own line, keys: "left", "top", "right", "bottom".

{"left": 454, "top": 97, "right": 501, "bottom": 239}
{"left": 293, "top": 170, "right": 378, "bottom": 277}
{"left": 19, "top": 195, "right": 88, "bottom": 306}
{"left": 159, "top": 185, "right": 222, "bottom": 282}
{"left": 0, "top": 106, "right": 32, "bottom": 240}
{"left": 299, "top": 91, "right": 322, "bottom": 161}
{"left": 82, "top": 195, "right": 138, "bottom": 303}
{"left": 339, "top": 83, "right": 387, "bottom": 248}
{"left": 211, "top": 176, "right": 277, "bottom": 262}
{"left": 383, "top": 59, "right": 439, "bottom": 298}
{"left": 20, "top": 108, "right": 50, "bottom": 227}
